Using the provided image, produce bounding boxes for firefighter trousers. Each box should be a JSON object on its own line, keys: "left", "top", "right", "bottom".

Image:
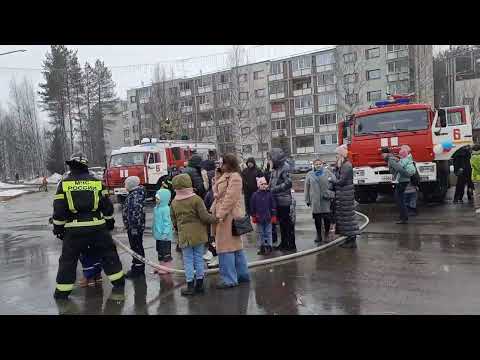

{"left": 55, "top": 226, "right": 124, "bottom": 294}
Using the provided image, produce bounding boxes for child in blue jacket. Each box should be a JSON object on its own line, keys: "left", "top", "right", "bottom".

{"left": 153, "top": 188, "right": 174, "bottom": 274}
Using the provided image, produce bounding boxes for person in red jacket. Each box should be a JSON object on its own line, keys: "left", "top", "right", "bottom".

{"left": 250, "top": 177, "right": 277, "bottom": 255}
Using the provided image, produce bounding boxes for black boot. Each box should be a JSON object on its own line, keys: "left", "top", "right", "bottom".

{"left": 181, "top": 281, "right": 196, "bottom": 296}
{"left": 195, "top": 278, "right": 205, "bottom": 294}
{"left": 257, "top": 245, "right": 265, "bottom": 255}
{"left": 265, "top": 245, "right": 273, "bottom": 255}
{"left": 53, "top": 289, "right": 71, "bottom": 300}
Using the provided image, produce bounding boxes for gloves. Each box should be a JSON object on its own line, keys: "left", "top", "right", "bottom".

{"left": 271, "top": 216, "right": 277, "bottom": 224}
{"left": 53, "top": 224, "right": 65, "bottom": 240}
{"left": 106, "top": 218, "right": 115, "bottom": 231}
{"left": 251, "top": 216, "right": 258, "bottom": 224}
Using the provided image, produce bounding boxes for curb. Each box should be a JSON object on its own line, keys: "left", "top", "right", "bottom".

{"left": 112, "top": 211, "right": 370, "bottom": 275}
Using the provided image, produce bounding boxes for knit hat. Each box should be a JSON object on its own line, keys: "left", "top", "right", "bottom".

{"left": 125, "top": 176, "right": 140, "bottom": 191}
{"left": 399, "top": 145, "right": 411, "bottom": 159}
{"left": 335, "top": 144, "right": 348, "bottom": 158}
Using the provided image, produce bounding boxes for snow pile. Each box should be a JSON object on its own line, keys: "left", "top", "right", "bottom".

{"left": 24, "top": 177, "right": 43, "bottom": 185}
{"left": 0, "top": 189, "right": 28, "bottom": 198}
{"left": 0, "top": 182, "right": 27, "bottom": 189}
{"left": 47, "top": 173, "right": 63, "bottom": 184}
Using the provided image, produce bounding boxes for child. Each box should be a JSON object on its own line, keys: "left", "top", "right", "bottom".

{"left": 250, "top": 177, "right": 277, "bottom": 255}
{"left": 122, "top": 176, "right": 146, "bottom": 279}
{"left": 78, "top": 249, "right": 102, "bottom": 287}
{"left": 170, "top": 174, "right": 217, "bottom": 296}
{"left": 152, "top": 188, "right": 174, "bottom": 275}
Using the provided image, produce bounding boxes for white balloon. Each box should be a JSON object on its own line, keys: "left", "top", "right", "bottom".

{"left": 433, "top": 144, "right": 443, "bottom": 154}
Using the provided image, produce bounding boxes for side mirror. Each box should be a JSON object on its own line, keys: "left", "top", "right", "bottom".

{"left": 438, "top": 109, "right": 447, "bottom": 128}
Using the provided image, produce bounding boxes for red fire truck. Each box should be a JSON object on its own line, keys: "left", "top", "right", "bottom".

{"left": 338, "top": 95, "right": 473, "bottom": 203}
{"left": 105, "top": 139, "right": 216, "bottom": 201}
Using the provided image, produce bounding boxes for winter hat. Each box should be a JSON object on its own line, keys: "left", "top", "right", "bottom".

{"left": 125, "top": 176, "right": 140, "bottom": 191}
{"left": 335, "top": 144, "right": 348, "bottom": 158}
{"left": 256, "top": 177, "right": 267, "bottom": 187}
{"left": 399, "top": 145, "right": 411, "bottom": 159}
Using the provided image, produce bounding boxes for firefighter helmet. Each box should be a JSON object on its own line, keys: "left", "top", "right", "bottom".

{"left": 66, "top": 152, "right": 89, "bottom": 166}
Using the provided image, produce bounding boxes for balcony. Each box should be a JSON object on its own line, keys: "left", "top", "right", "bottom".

{"left": 199, "top": 103, "right": 213, "bottom": 112}
{"left": 217, "top": 100, "right": 231, "bottom": 108}
{"left": 293, "top": 88, "right": 312, "bottom": 97}
{"left": 317, "top": 84, "right": 336, "bottom": 93}
{"left": 271, "top": 111, "right": 286, "bottom": 119}
{"left": 270, "top": 92, "right": 285, "bottom": 100}
{"left": 272, "top": 129, "right": 287, "bottom": 137}
{"left": 318, "top": 104, "right": 337, "bottom": 113}
{"left": 295, "top": 127, "right": 314, "bottom": 135}
{"left": 268, "top": 73, "right": 284, "bottom": 81}
{"left": 292, "top": 68, "right": 311, "bottom": 78}
{"left": 386, "top": 49, "right": 408, "bottom": 60}
{"left": 200, "top": 121, "right": 215, "bottom": 127}
{"left": 180, "top": 89, "right": 192, "bottom": 97}
{"left": 294, "top": 107, "right": 313, "bottom": 116}
{"left": 387, "top": 72, "right": 410, "bottom": 82}
{"left": 181, "top": 106, "right": 192, "bottom": 113}
{"left": 296, "top": 146, "right": 314, "bottom": 154}
{"left": 217, "top": 83, "right": 229, "bottom": 90}
{"left": 316, "top": 64, "right": 334, "bottom": 73}
{"left": 198, "top": 85, "right": 212, "bottom": 94}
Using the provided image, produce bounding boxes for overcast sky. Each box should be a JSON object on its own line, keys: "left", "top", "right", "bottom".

{"left": 0, "top": 44, "right": 448, "bottom": 125}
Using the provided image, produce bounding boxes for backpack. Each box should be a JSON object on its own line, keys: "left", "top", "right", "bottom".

{"left": 410, "top": 162, "right": 421, "bottom": 187}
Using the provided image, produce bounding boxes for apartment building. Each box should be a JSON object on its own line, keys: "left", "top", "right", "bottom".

{"left": 123, "top": 45, "right": 433, "bottom": 163}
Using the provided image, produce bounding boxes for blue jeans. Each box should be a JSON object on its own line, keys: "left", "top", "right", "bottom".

{"left": 257, "top": 222, "right": 273, "bottom": 247}
{"left": 404, "top": 192, "right": 417, "bottom": 209}
{"left": 218, "top": 250, "right": 250, "bottom": 286}
{"left": 182, "top": 244, "right": 205, "bottom": 282}
{"left": 394, "top": 182, "right": 409, "bottom": 221}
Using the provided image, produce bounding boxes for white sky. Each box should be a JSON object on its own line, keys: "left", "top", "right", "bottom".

{"left": 0, "top": 44, "right": 448, "bottom": 125}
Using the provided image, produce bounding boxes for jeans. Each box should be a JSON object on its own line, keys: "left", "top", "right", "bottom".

{"left": 256, "top": 222, "right": 273, "bottom": 247}
{"left": 277, "top": 205, "right": 296, "bottom": 248}
{"left": 313, "top": 213, "right": 331, "bottom": 242}
{"left": 394, "top": 182, "right": 409, "bottom": 221}
{"left": 182, "top": 244, "right": 205, "bottom": 282}
{"left": 218, "top": 250, "right": 250, "bottom": 286}
{"left": 79, "top": 250, "right": 102, "bottom": 279}
{"left": 128, "top": 228, "right": 145, "bottom": 272}
{"left": 156, "top": 240, "right": 172, "bottom": 261}
{"left": 404, "top": 192, "right": 417, "bottom": 210}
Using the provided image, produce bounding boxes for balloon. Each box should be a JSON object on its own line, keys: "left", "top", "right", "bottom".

{"left": 441, "top": 140, "right": 453, "bottom": 151}
{"left": 433, "top": 144, "right": 443, "bottom": 154}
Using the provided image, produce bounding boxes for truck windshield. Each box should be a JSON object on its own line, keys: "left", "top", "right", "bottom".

{"left": 110, "top": 152, "right": 145, "bottom": 167}
{"left": 355, "top": 109, "right": 428, "bottom": 135}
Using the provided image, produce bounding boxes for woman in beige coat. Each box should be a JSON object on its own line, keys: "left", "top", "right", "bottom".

{"left": 211, "top": 154, "right": 251, "bottom": 289}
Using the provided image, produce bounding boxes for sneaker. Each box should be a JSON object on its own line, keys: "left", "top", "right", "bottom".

{"left": 207, "top": 257, "right": 219, "bottom": 269}
{"left": 216, "top": 282, "right": 237, "bottom": 290}
{"left": 203, "top": 250, "right": 213, "bottom": 261}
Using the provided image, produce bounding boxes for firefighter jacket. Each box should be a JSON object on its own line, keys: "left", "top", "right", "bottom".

{"left": 52, "top": 169, "right": 115, "bottom": 232}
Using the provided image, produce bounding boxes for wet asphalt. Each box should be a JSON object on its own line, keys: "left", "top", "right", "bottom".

{"left": 0, "top": 187, "right": 479, "bottom": 315}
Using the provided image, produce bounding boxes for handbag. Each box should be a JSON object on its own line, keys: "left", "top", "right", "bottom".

{"left": 232, "top": 215, "right": 253, "bottom": 236}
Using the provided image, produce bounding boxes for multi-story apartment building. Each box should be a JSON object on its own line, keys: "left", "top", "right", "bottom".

{"left": 104, "top": 100, "right": 128, "bottom": 157}
{"left": 122, "top": 45, "right": 433, "bottom": 163}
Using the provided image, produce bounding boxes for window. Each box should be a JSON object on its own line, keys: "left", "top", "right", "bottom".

{"left": 195, "top": 77, "right": 211, "bottom": 88}
{"left": 367, "top": 90, "right": 382, "bottom": 102}
{"left": 316, "top": 113, "right": 337, "bottom": 126}
{"left": 239, "top": 92, "right": 249, "bottom": 101}
{"left": 294, "top": 95, "right": 312, "bottom": 109}
{"left": 132, "top": 125, "right": 138, "bottom": 133}
{"left": 219, "top": 73, "right": 229, "bottom": 84}
{"left": 239, "top": 110, "right": 249, "bottom": 118}
{"left": 242, "top": 145, "right": 252, "bottom": 153}
{"left": 387, "top": 59, "right": 409, "bottom": 73}
{"left": 124, "top": 129, "right": 130, "bottom": 138}
{"left": 111, "top": 152, "right": 145, "bottom": 167}
{"left": 169, "top": 87, "right": 178, "bottom": 97}
{"left": 255, "top": 88, "right": 266, "bottom": 98}
{"left": 218, "top": 109, "right": 233, "bottom": 120}
{"left": 131, "top": 110, "right": 137, "bottom": 118}
{"left": 198, "top": 95, "right": 209, "bottom": 105}
{"left": 316, "top": 52, "right": 335, "bottom": 66}
{"left": 317, "top": 72, "right": 335, "bottom": 86}
{"left": 294, "top": 81, "right": 311, "bottom": 90}
{"left": 292, "top": 56, "right": 311, "bottom": 71}
{"left": 355, "top": 109, "right": 428, "bottom": 135}
{"left": 179, "top": 81, "right": 190, "bottom": 91}
{"left": 319, "top": 133, "right": 337, "bottom": 145}
{"left": 270, "top": 62, "right": 282, "bottom": 75}
{"left": 318, "top": 92, "right": 337, "bottom": 106}
{"left": 388, "top": 80, "right": 409, "bottom": 94}
{"left": 272, "top": 119, "right": 286, "bottom": 130}
{"left": 366, "top": 69, "right": 381, "bottom": 80}
{"left": 130, "top": 96, "right": 136, "bottom": 103}
{"left": 254, "top": 70, "right": 264, "bottom": 80}
{"left": 271, "top": 103, "right": 285, "bottom": 113}
{"left": 296, "top": 136, "right": 314, "bottom": 148}
{"left": 181, "top": 99, "right": 193, "bottom": 107}
{"left": 343, "top": 52, "right": 356, "bottom": 63}
{"left": 216, "top": 90, "right": 231, "bottom": 104}
{"left": 295, "top": 116, "right": 314, "bottom": 128}
{"left": 387, "top": 45, "right": 408, "bottom": 52}
{"left": 255, "top": 107, "right": 266, "bottom": 116}
{"left": 269, "top": 81, "right": 285, "bottom": 94}
{"left": 447, "top": 112, "right": 463, "bottom": 126}
{"left": 345, "top": 93, "right": 359, "bottom": 105}
{"left": 258, "top": 143, "right": 269, "bottom": 152}
{"left": 238, "top": 74, "right": 248, "bottom": 82}
{"left": 241, "top": 127, "right": 251, "bottom": 135}
{"left": 365, "top": 47, "right": 380, "bottom": 59}
{"left": 344, "top": 73, "right": 358, "bottom": 84}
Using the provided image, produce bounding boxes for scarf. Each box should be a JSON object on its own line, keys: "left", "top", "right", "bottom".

{"left": 174, "top": 187, "right": 195, "bottom": 200}
{"left": 314, "top": 169, "right": 324, "bottom": 177}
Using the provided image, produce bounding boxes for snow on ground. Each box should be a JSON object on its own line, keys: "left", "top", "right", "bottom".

{"left": 0, "top": 182, "right": 27, "bottom": 189}
{"left": 23, "top": 178, "right": 43, "bottom": 185}
{"left": 0, "top": 189, "right": 28, "bottom": 197}
{"left": 47, "top": 173, "right": 62, "bottom": 183}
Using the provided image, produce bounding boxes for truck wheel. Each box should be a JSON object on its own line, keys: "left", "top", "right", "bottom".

{"left": 367, "top": 191, "right": 378, "bottom": 203}
{"left": 355, "top": 190, "right": 374, "bottom": 204}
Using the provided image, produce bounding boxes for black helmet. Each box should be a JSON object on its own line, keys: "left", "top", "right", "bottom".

{"left": 66, "top": 152, "right": 89, "bottom": 166}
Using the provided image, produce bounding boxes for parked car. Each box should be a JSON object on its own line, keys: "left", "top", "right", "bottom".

{"left": 89, "top": 167, "right": 105, "bottom": 180}
{"left": 293, "top": 160, "right": 312, "bottom": 174}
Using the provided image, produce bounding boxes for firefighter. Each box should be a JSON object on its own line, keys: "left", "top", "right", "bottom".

{"left": 52, "top": 152, "right": 125, "bottom": 300}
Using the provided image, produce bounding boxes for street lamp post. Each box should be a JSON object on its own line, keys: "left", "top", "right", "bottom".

{"left": 0, "top": 49, "right": 27, "bottom": 56}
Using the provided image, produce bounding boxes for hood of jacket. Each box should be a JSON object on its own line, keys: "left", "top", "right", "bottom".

{"left": 188, "top": 155, "right": 203, "bottom": 168}
{"left": 245, "top": 157, "right": 257, "bottom": 168}
{"left": 172, "top": 173, "right": 193, "bottom": 190}
{"left": 201, "top": 159, "right": 216, "bottom": 171}
{"left": 155, "top": 188, "right": 171, "bottom": 208}
{"left": 270, "top": 148, "right": 287, "bottom": 169}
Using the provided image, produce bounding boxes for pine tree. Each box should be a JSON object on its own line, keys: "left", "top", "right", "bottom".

{"left": 46, "top": 128, "right": 65, "bottom": 175}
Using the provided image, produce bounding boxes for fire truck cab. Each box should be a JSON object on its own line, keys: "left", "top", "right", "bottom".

{"left": 105, "top": 138, "right": 216, "bottom": 200}
{"left": 339, "top": 95, "right": 473, "bottom": 203}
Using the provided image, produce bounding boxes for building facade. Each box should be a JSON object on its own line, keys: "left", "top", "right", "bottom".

{"left": 123, "top": 45, "right": 433, "bottom": 163}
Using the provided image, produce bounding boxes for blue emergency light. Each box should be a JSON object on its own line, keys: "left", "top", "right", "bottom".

{"left": 375, "top": 97, "right": 411, "bottom": 107}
